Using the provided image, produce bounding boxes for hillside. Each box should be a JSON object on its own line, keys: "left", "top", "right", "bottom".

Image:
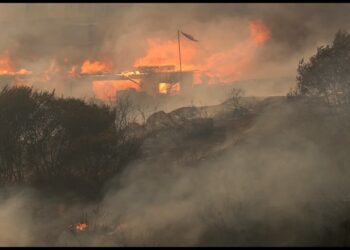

{"left": 2, "top": 94, "right": 350, "bottom": 246}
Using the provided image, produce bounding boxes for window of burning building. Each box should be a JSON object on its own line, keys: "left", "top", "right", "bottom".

{"left": 158, "top": 82, "right": 180, "bottom": 95}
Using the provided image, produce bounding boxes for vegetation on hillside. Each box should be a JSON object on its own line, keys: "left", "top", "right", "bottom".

{"left": 0, "top": 86, "right": 142, "bottom": 194}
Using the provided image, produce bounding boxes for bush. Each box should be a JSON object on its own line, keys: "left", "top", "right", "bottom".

{"left": 294, "top": 30, "right": 350, "bottom": 118}
{"left": 0, "top": 86, "right": 142, "bottom": 190}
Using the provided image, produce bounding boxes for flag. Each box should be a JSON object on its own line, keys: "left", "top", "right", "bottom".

{"left": 180, "top": 31, "right": 199, "bottom": 42}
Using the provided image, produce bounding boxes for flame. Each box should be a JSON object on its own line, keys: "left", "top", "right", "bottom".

{"left": 75, "top": 223, "right": 88, "bottom": 231}
{"left": 196, "top": 20, "right": 271, "bottom": 84}
{"left": 69, "top": 223, "right": 88, "bottom": 232}
{"left": 0, "top": 50, "right": 31, "bottom": 76}
{"left": 0, "top": 20, "right": 270, "bottom": 101}
{"left": 133, "top": 20, "right": 270, "bottom": 85}
{"left": 121, "top": 70, "right": 141, "bottom": 77}
{"left": 158, "top": 82, "right": 180, "bottom": 95}
{"left": 134, "top": 39, "right": 197, "bottom": 71}
{"left": 248, "top": 20, "right": 271, "bottom": 45}
{"left": 158, "top": 82, "right": 168, "bottom": 94}
{"left": 68, "top": 65, "right": 79, "bottom": 78}
{"left": 81, "top": 59, "right": 113, "bottom": 74}
{"left": 0, "top": 51, "right": 17, "bottom": 75}
{"left": 91, "top": 70, "right": 142, "bottom": 101}
{"left": 92, "top": 80, "right": 140, "bottom": 101}
{"left": 16, "top": 68, "right": 32, "bottom": 75}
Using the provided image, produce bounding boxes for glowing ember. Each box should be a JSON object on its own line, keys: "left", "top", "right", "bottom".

{"left": 81, "top": 59, "right": 113, "bottom": 74}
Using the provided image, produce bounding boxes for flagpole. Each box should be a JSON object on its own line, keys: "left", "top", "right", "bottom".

{"left": 177, "top": 30, "right": 182, "bottom": 72}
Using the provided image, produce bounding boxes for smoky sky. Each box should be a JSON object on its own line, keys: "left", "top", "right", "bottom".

{"left": 0, "top": 3, "right": 350, "bottom": 79}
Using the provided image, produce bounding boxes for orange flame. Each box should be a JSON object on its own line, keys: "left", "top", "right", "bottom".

{"left": 249, "top": 20, "right": 271, "bottom": 45}
{"left": 196, "top": 20, "right": 270, "bottom": 84}
{"left": 76, "top": 223, "right": 88, "bottom": 231}
{"left": 0, "top": 20, "right": 270, "bottom": 101}
{"left": 92, "top": 80, "right": 140, "bottom": 101}
{"left": 68, "top": 65, "right": 79, "bottom": 78}
{"left": 0, "top": 50, "right": 31, "bottom": 76}
{"left": 134, "top": 39, "right": 197, "bottom": 71}
{"left": 159, "top": 82, "right": 180, "bottom": 95}
{"left": 133, "top": 20, "right": 270, "bottom": 85}
{"left": 81, "top": 59, "right": 113, "bottom": 74}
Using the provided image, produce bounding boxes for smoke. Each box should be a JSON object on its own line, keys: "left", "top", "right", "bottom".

{"left": 0, "top": 3, "right": 348, "bottom": 99}
{"left": 94, "top": 97, "right": 344, "bottom": 246}
{"left": 0, "top": 96, "right": 350, "bottom": 245}
{"left": 1, "top": 4, "right": 350, "bottom": 246}
{"left": 0, "top": 189, "right": 35, "bottom": 246}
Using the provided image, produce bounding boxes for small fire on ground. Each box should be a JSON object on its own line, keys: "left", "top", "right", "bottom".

{"left": 69, "top": 222, "right": 89, "bottom": 233}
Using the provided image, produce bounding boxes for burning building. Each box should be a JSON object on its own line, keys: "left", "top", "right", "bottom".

{"left": 137, "top": 65, "right": 193, "bottom": 96}
{"left": 81, "top": 65, "right": 194, "bottom": 98}
{"left": 0, "top": 6, "right": 272, "bottom": 102}
{"left": 0, "top": 59, "right": 195, "bottom": 101}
